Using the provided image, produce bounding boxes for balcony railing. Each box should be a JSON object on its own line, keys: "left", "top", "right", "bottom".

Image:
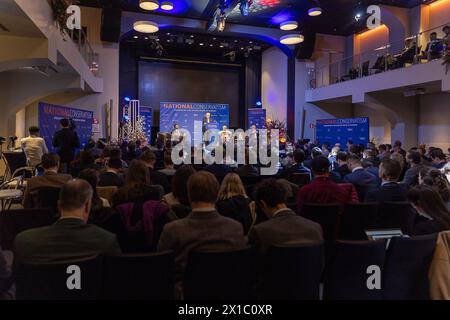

{"left": 68, "top": 27, "right": 99, "bottom": 76}
{"left": 309, "top": 22, "right": 449, "bottom": 89}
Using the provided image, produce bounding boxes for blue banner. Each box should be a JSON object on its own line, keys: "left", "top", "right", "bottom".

{"left": 316, "top": 117, "right": 370, "bottom": 149}
{"left": 248, "top": 108, "right": 266, "bottom": 129}
{"left": 160, "top": 102, "right": 229, "bottom": 141}
{"left": 140, "top": 106, "right": 153, "bottom": 143}
{"left": 38, "top": 102, "right": 94, "bottom": 152}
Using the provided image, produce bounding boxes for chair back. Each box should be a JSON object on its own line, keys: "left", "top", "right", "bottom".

{"left": 184, "top": 247, "right": 256, "bottom": 300}
{"left": 323, "top": 240, "right": 386, "bottom": 300}
{"left": 340, "top": 203, "right": 380, "bottom": 240}
{"left": 2, "top": 151, "right": 27, "bottom": 180}
{"left": 0, "top": 208, "right": 56, "bottom": 250}
{"left": 32, "top": 187, "right": 61, "bottom": 211}
{"left": 102, "top": 251, "right": 175, "bottom": 300}
{"left": 383, "top": 234, "right": 437, "bottom": 300}
{"left": 97, "top": 186, "right": 118, "bottom": 205}
{"left": 15, "top": 255, "right": 103, "bottom": 300}
{"left": 288, "top": 173, "right": 311, "bottom": 186}
{"left": 262, "top": 243, "right": 324, "bottom": 300}
{"left": 379, "top": 202, "right": 415, "bottom": 235}
{"left": 301, "top": 203, "right": 340, "bottom": 246}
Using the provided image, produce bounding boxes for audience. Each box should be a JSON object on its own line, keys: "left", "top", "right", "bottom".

{"left": 420, "top": 167, "right": 450, "bottom": 210}
{"left": 332, "top": 151, "right": 351, "bottom": 179}
{"left": 20, "top": 126, "right": 48, "bottom": 167}
{"left": 70, "top": 150, "right": 101, "bottom": 178}
{"left": 401, "top": 150, "right": 424, "bottom": 187}
{"left": 344, "top": 155, "right": 379, "bottom": 201}
{"left": 52, "top": 118, "right": 80, "bottom": 173}
{"left": 279, "top": 149, "right": 311, "bottom": 179}
{"left": 365, "top": 158, "right": 407, "bottom": 202}
{"left": 22, "top": 153, "right": 72, "bottom": 208}
{"left": 235, "top": 150, "right": 259, "bottom": 177}
{"left": 98, "top": 158, "right": 125, "bottom": 187}
{"left": 78, "top": 169, "right": 110, "bottom": 209}
{"left": 430, "top": 148, "right": 448, "bottom": 169}
{"left": 14, "top": 179, "right": 121, "bottom": 263}
{"left": 216, "top": 173, "right": 255, "bottom": 235}
{"left": 158, "top": 153, "right": 176, "bottom": 176}
{"left": 140, "top": 150, "right": 171, "bottom": 193}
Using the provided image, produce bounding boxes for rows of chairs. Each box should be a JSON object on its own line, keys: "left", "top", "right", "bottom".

{"left": 13, "top": 235, "right": 437, "bottom": 300}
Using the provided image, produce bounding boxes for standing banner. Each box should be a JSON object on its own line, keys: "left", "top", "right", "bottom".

{"left": 38, "top": 102, "right": 94, "bottom": 152}
{"left": 316, "top": 117, "right": 370, "bottom": 149}
{"left": 248, "top": 108, "right": 266, "bottom": 129}
{"left": 140, "top": 106, "right": 153, "bottom": 144}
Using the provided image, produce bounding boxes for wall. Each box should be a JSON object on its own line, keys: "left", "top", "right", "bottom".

{"left": 428, "top": 0, "right": 450, "bottom": 30}
{"left": 313, "top": 33, "right": 346, "bottom": 87}
{"left": 354, "top": 104, "right": 391, "bottom": 145}
{"left": 261, "top": 47, "right": 287, "bottom": 123}
{"left": 419, "top": 92, "right": 450, "bottom": 150}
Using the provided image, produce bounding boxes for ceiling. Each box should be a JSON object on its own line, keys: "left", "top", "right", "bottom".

{"left": 0, "top": 0, "right": 44, "bottom": 37}
{"left": 78, "top": 0, "right": 439, "bottom": 35}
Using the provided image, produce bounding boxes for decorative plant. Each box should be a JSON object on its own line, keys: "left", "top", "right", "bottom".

{"left": 48, "top": 0, "right": 73, "bottom": 36}
{"left": 265, "top": 118, "right": 289, "bottom": 144}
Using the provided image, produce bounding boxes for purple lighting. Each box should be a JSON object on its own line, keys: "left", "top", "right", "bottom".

{"left": 270, "top": 12, "right": 291, "bottom": 25}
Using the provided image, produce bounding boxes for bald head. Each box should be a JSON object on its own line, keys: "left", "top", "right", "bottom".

{"left": 58, "top": 179, "right": 93, "bottom": 221}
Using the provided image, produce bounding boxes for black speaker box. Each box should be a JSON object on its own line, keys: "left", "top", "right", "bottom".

{"left": 101, "top": 8, "right": 122, "bottom": 43}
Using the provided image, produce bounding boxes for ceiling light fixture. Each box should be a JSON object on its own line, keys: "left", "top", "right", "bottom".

{"left": 139, "top": 0, "right": 159, "bottom": 11}
{"left": 280, "top": 21, "right": 298, "bottom": 31}
{"left": 308, "top": 7, "right": 322, "bottom": 16}
{"left": 161, "top": 1, "right": 174, "bottom": 11}
{"left": 133, "top": 21, "right": 159, "bottom": 33}
{"left": 280, "top": 34, "right": 304, "bottom": 45}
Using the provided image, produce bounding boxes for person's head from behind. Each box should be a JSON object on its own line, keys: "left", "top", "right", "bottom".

{"left": 29, "top": 126, "right": 40, "bottom": 136}
{"left": 126, "top": 160, "right": 151, "bottom": 187}
{"left": 336, "top": 151, "right": 348, "bottom": 166}
{"left": 421, "top": 168, "right": 450, "bottom": 203}
{"left": 311, "top": 147, "right": 322, "bottom": 159}
{"left": 331, "top": 146, "right": 340, "bottom": 156}
{"left": 406, "top": 150, "right": 421, "bottom": 165}
{"left": 140, "top": 150, "right": 156, "bottom": 168}
{"left": 379, "top": 144, "right": 387, "bottom": 153}
{"left": 109, "top": 148, "right": 122, "bottom": 160}
{"left": 187, "top": 171, "right": 219, "bottom": 208}
{"left": 379, "top": 158, "right": 402, "bottom": 182}
{"left": 172, "top": 165, "right": 196, "bottom": 206}
{"left": 107, "top": 158, "right": 123, "bottom": 172}
{"left": 349, "top": 144, "right": 361, "bottom": 156}
{"left": 163, "top": 153, "right": 174, "bottom": 169}
{"left": 60, "top": 118, "right": 70, "bottom": 128}
{"left": 430, "top": 148, "right": 446, "bottom": 164}
{"left": 390, "top": 152, "right": 405, "bottom": 170}
{"left": 218, "top": 173, "right": 247, "bottom": 201}
{"left": 58, "top": 179, "right": 93, "bottom": 222}
{"left": 430, "top": 32, "right": 437, "bottom": 41}
{"left": 41, "top": 153, "right": 60, "bottom": 172}
{"left": 253, "top": 179, "right": 287, "bottom": 218}
{"left": 293, "top": 149, "right": 305, "bottom": 164}
{"left": 78, "top": 169, "right": 100, "bottom": 203}
{"left": 79, "top": 150, "right": 95, "bottom": 165}
{"left": 347, "top": 154, "right": 362, "bottom": 171}
{"left": 311, "top": 156, "right": 330, "bottom": 177}
{"left": 363, "top": 148, "right": 376, "bottom": 159}
{"left": 393, "top": 140, "right": 402, "bottom": 151}
{"left": 407, "top": 185, "right": 450, "bottom": 229}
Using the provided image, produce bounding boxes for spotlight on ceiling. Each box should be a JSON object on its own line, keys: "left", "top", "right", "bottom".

{"left": 354, "top": 13, "right": 362, "bottom": 21}
{"left": 280, "top": 34, "right": 304, "bottom": 45}
{"left": 308, "top": 7, "right": 322, "bottom": 17}
{"left": 239, "top": 0, "right": 250, "bottom": 16}
{"left": 133, "top": 21, "right": 159, "bottom": 33}
{"left": 161, "top": 1, "right": 174, "bottom": 11}
{"left": 139, "top": 0, "right": 159, "bottom": 11}
{"left": 280, "top": 21, "right": 298, "bottom": 31}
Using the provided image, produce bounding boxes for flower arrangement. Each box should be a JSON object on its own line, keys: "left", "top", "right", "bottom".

{"left": 48, "top": 0, "right": 73, "bottom": 36}
{"left": 265, "top": 118, "right": 289, "bottom": 144}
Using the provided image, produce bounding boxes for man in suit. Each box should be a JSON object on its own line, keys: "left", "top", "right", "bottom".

{"left": 14, "top": 179, "right": 121, "bottom": 263}
{"left": 296, "top": 156, "right": 356, "bottom": 213}
{"left": 140, "top": 150, "right": 170, "bottom": 193}
{"left": 430, "top": 148, "right": 448, "bottom": 169}
{"left": 22, "top": 153, "right": 72, "bottom": 208}
{"left": 279, "top": 149, "right": 311, "bottom": 179}
{"left": 365, "top": 158, "right": 407, "bottom": 202}
{"left": 332, "top": 151, "right": 351, "bottom": 179}
{"left": 303, "top": 147, "right": 322, "bottom": 169}
{"left": 98, "top": 158, "right": 124, "bottom": 188}
{"left": 344, "top": 155, "right": 379, "bottom": 201}
{"left": 52, "top": 118, "right": 80, "bottom": 173}
{"left": 249, "top": 179, "right": 323, "bottom": 252}
{"left": 401, "top": 150, "right": 424, "bottom": 187}
{"left": 158, "top": 171, "right": 247, "bottom": 280}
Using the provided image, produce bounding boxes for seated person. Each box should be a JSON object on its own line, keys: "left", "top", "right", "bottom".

{"left": 14, "top": 179, "right": 121, "bottom": 264}
{"left": 430, "top": 148, "right": 448, "bottom": 169}
{"left": 401, "top": 150, "right": 424, "bottom": 187}
{"left": 423, "top": 32, "right": 443, "bottom": 60}
{"left": 22, "top": 153, "right": 72, "bottom": 208}
{"left": 296, "top": 156, "right": 356, "bottom": 213}
{"left": 78, "top": 169, "right": 110, "bottom": 210}
{"left": 249, "top": 179, "right": 323, "bottom": 253}
{"left": 394, "top": 38, "right": 417, "bottom": 67}
{"left": 70, "top": 150, "right": 101, "bottom": 178}
{"left": 98, "top": 158, "right": 125, "bottom": 188}
{"left": 158, "top": 171, "right": 247, "bottom": 281}
{"left": 140, "top": 150, "right": 170, "bottom": 194}
{"left": 279, "top": 149, "right": 311, "bottom": 180}
{"left": 365, "top": 158, "right": 407, "bottom": 202}
{"left": 158, "top": 153, "right": 176, "bottom": 176}
{"left": 235, "top": 149, "right": 259, "bottom": 177}
{"left": 331, "top": 151, "right": 351, "bottom": 179}
{"left": 20, "top": 126, "right": 48, "bottom": 167}
{"left": 344, "top": 155, "right": 379, "bottom": 201}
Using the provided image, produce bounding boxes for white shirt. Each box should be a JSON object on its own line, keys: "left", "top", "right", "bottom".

{"left": 20, "top": 136, "right": 48, "bottom": 167}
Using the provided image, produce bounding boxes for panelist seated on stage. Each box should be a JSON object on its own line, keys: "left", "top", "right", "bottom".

{"left": 219, "top": 125, "right": 232, "bottom": 143}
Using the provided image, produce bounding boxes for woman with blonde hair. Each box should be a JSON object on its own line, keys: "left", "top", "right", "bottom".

{"left": 216, "top": 173, "right": 256, "bottom": 235}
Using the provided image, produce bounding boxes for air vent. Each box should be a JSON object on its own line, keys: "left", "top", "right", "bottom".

{"left": 0, "top": 23, "right": 10, "bottom": 32}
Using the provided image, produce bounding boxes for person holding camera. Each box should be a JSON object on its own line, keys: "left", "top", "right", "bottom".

{"left": 52, "top": 118, "right": 80, "bottom": 173}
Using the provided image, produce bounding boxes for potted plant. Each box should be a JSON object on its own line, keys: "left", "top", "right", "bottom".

{"left": 48, "top": 0, "right": 74, "bottom": 36}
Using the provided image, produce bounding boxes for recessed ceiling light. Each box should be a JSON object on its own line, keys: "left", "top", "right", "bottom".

{"left": 166, "top": 32, "right": 171, "bottom": 36}
{"left": 133, "top": 35, "right": 139, "bottom": 39}
{"left": 280, "top": 21, "right": 298, "bottom": 31}
{"left": 308, "top": 7, "right": 322, "bottom": 16}
{"left": 139, "top": 0, "right": 159, "bottom": 11}
{"left": 133, "top": 21, "right": 159, "bottom": 33}
{"left": 161, "top": 1, "right": 174, "bottom": 11}
{"left": 144, "top": 37, "right": 149, "bottom": 40}
{"left": 190, "top": 35, "right": 194, "bottom": 38}
{"left": 200, "top": 43, "right": 204, "bottom": 46}
{"left": 280, "top": 34, "right": 304, "bottom": 45}
{"left": 210, "top": 44, "right": 213, "bottom": 47}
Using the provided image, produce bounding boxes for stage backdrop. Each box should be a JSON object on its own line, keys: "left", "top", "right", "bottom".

{"left": 140, "top": 106, "right": 153, "bottom": 143}
{"left": 316, "top": 117, "right": 370, "bottom": 148}
{"left": 248, "top": 108, "right": 266, "bottom": 129}
{"left": 38, "top": 102, "right": 94, "bottom": 152}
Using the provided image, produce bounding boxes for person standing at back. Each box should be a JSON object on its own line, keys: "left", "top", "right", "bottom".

{"left": 52, "top": 118, "right": 80, "bottom": 173}
{"left": 20, "top": 126, "right": 48, "bottom": 167}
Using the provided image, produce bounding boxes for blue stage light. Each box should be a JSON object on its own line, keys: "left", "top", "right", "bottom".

{"left": 124, "top": 97, "right": 131, "bottom": 102}
{"left": 256, "top": 101, "right": 262, "bottom": 107}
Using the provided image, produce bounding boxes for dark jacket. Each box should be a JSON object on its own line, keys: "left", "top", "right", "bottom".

{"left": 248, "top": 209, "right": 323, "bottom": 253}
{"left": 364, "top": 182, "right": 407, "bottom": 203}
{"left": 148, "top": 168, "right": 170, "bottom": 194}
{"left": 413, "top": 215, "right": 448, "bottom": 236}
{"left": 401, "top": 165, "right": 423, "bottom": 187}
{"left": 52, "top": 128, "right": 80, "bottom": 163}
{"left": 280, "top": 163, "right": 311, "bottom": 179}
{"left": 204, "top": 164, "right": 232, "bottom": 177}
{"left": 235, "top": 165, "right": 259, "bottom": 177}
{"left": 98, "top": 171, "right": 125, "bottom": 188}
{"left": 112, "top": 184, "right": 164, "bottom": 207}
{"left": 22, "top": 171, "right": 72, "bottom": 208}
{"left": 216, "top": 195, "right": 254, "bottom": 235}
{"left": 344, "top": 168, "right": 379, "bottom": 201}
{"left": 13, "top": 218, "right": 121, "bottom": 264}
{"left": 332, "top": 164, "right": 351, "bottom": 179}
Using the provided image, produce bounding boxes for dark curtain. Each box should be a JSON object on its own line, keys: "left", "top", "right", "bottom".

{"left": 244, "top": 53, "right": 262, "bottom": 127}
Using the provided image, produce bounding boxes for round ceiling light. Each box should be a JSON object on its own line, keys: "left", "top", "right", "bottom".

{"left": 161, "top": 1, "right": 174, "bottom": 11}
{"left": 133, "top": 21, "right": 159, "bottom": 33}
{"left": 280, "top": 21, "right": 298, "bottom": 31}
{"left": 280, "top": 34, "right": 304, "bottom": 45}
{"left": 139, "top": 0, "right": 159, "bottom": 11}
{"left": 308, "top": 7, "right": 322, "bottom": 16}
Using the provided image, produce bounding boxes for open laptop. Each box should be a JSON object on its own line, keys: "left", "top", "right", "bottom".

{"left": 365, "top": 229, "right": 406, "bottom": 248}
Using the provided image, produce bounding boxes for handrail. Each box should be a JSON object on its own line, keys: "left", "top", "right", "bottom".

{"left": 68, "top": 27, "right": 99, "bottom": 76}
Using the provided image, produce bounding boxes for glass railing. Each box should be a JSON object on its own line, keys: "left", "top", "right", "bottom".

{"left": 68, "top": 27, "right": 99, "bottom": 76}
{"left": 309, "top": 23, "right": 449, "bottom": 89}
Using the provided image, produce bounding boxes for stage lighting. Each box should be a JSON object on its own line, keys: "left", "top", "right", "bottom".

{"left": 308, "top": 7, "right": 322, "bottom": 16}
{"left": 139, "top": 0, "right": 159, "bottom": 11}
{"left": 124, "top": 97, "right": 131, "bottom": 102}
{"left": 239, "top": 0, "right": 250, "bottom": 16}
{"left": 280, "top": 21, "right": 298, "bottom": 31}
{"left": 354, "top": 13, "right": 362, "bottom": 21}
{"left": 161, "top": 1, "right": 174, "bottom": 11}
{"left": 280, "top": 34, "right": 304, "bottom": 45}
{"left": 133, "top": 21, "right": 159, "bottom": 33}
{"left": 256, "top": 101, "right": 262, "bottom": 107}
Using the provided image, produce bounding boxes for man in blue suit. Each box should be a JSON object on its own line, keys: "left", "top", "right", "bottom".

{"left": 344, "top": 155, "right": 379, "bottom": 201}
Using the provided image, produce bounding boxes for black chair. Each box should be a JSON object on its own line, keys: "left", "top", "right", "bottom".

{"left": 184, "top": 247, "right": 257, "bottom": 300}
{"left": 2, "top": 151, "right": 27, "bottom": 180}
{"left": 339, "top": 203, "right": 379, "bottom": 240}
{"left": 382, "top": 234, "right": 437, "bottom": 300}
{"left": 0, "top": 208, "right": 56, "bottom": 250}
{"left": 33, "top": 187, "right": 61, "bottom": 211}
{"left": 288, "top": 173, "right": 311, "bottom": 186}
{"left": 15, "top": 255, "right": 103, "bottom": 300}
{"left": 323, "top": 240, "right": 387, "bottom": 300}
{"left": 301, "top": 203, "right": 340, "bottom": 247}
{"left": 102, "top": 251, "right": 175, "bottom": 300}
{"left": 262, "top": 243, "right": 324, "bottom": 300}
{"left": 379, "top": 202, "right": 415, "bottom": 235}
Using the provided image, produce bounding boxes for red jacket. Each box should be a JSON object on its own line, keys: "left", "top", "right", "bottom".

{"left": 296, "top": 177, "right": 358, "bottom": 214}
